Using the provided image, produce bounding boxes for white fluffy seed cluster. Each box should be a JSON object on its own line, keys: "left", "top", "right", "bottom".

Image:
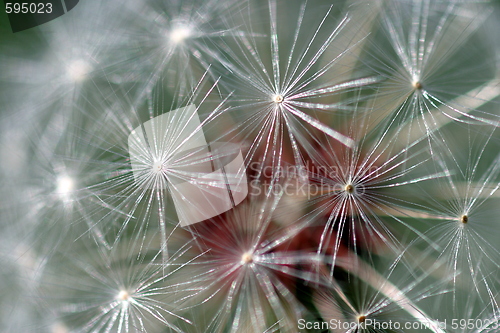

{"left": 1, "top": 0, "right": 499, "bottom": 332}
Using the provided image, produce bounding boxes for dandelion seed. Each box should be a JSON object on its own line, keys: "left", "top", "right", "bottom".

{"left": 410, "top": 129, "right": 500, "bottom": 314}
{"left": 241, "top": 251, "right": 254, "bottom": 265}
{"left": 55, "top": 175, "right": 75, "bottom": 200}
{"left": 186, "top": 182, "right": 316, "bottom": 332}
{"left": 127, "top": 101, "right": 248, "bottom": 226}
{"left": 88, "top": 73, "right": 247, "bottom": 265}
{"left": 314, "top": 253, "right": 449, "bottom": 333}
{"left": 40, "top": 237, "right": 198, "bottom": 333}
{"left": 3, "top": 117, "right": 118, "bottom": 253}
{"left": 213, "top": 0, "right": 378, "bottom": 178}
{"left": 273, "top": 94, "right": 284, "bottom": 104}
{"left": 344, "top": 183, "right": 355, "bottom": 194}
{"left": 363, "top": 0, "right": 500, "bottom": 146}
{"left": 116, "top": 290, "right": 131, "bottom": 303}
{"left": 65, "top": 59, "right": 92, "bottom": 83}
{"left": 412, "top": 80, "right": 423, "bottom": 90}
{"left": 169, "top": 25, "right": 192, "bottom": 45}
{"left": 114, "top": 0, "right": 246, "bottom": 95}
{"left": 304, "top": 114, "right": 444, "bottom": 271}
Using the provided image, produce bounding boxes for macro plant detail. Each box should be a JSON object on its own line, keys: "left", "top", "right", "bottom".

{"left": 0, "top": 0, "right": 499, "bottom": 333}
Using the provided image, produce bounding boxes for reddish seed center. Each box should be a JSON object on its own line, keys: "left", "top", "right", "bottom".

{"left": 241, "top": 252, "right": 253, "bottom": 264}
{"left": 117, "top": 290, "right": 130, "bottom": 302}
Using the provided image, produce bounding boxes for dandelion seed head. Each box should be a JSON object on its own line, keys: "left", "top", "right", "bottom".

{"left": 241, "top": 251, "right": 254, "bottom": 265}
{"left": 56, "top": 175, "right": 74, "bottom": 199}
{"left": 273, "top": 94, "right": 284, "bottom": 103}
{"left": 357, "top": 315, "right": 367, "bottom": 323}
{"left": 66, "top": 59, "right": 91, "bottom": 82}
{"left": 345, "top": 183, "right": 355, "bottom": 194}
{"left": 116, "top": 289, "right": 132, "bottom": 303}
{"left": 412, "top": 80, "right": 423, "bottom": 90}
{"left": 169, "top": 25, "right": 192, "bottom": 44}
{"left": 152, "top": 159, "right": 165, "bottom": 174}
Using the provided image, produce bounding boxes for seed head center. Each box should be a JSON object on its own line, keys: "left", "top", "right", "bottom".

{"left": 358, "top": 315, "right": 366, "bottom": 323}
{"left": 67, "top": 59, "right": 91, "bottom": 82}
{"left": 273, "top": 94, "right": 284, "bottom": 103}
{"left": 170, "top": 27, "right": 191, "bottom": 44}
{"left": 56, "top": 175, "right": 74, "bottom": 198}
{"left": 460, "top": 214, "right": 468, "bottom": 224}
{"left": 412, "top": 81, "right": 423, "bottom": 90}
{"left": 345, "top": 184, "right": 355, "bottom": 194}
{"left": 152, "top": 160, "right": 165, "bottom": 173}
{"left": 117, "top": 290, "right": 131, "bottom": 302}
{"left": 241, "top": 252, "right": 254, "bottom": 264}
